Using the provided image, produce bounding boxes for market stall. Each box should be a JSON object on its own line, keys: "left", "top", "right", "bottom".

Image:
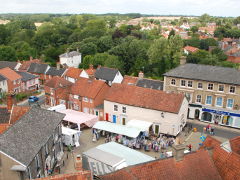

{"left": 58, "top": 109, "right": 98, "bottom": 130}
{"left": 62, "top": 126, "right": 81, "bottom": 147}
{"left": 93, "top": 121, "right": 141, "bottom": 138}
{"left": 126, "top": 119, "right": 153, "bottom": 132}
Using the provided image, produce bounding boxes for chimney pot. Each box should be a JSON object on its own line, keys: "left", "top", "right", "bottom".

{"left": 180, "top": 56, "right": 187, "bottom": 65}
{"left": 56, "top": 62, "right": 60, "bottom": 70}
{"left": 138, "top": 71, "right": 144, "bottom": 79}
{"left": 172, "top": 144, "right": 186, "bottom": 162}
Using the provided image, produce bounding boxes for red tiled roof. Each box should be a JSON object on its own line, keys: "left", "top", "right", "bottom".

{"left": 85, "top": 68, "right": 96, "bottom": 76}
{"left": 184, "top": 46, "right": 199, "bottom": 53}
{"left": 0, "top": 67, "right": 22, "bottom": 81}
{"left": 65, "top": 67, "right": 83, "bottom": 79}
{"left": 227, "top": 56, "right": 240, "bottom": 63}
{"left": 122, "top": 75, "right": 138, "bottom": 85}
{"left": 105, "top": 83, "right": 184, "bottom": 114}
{"left": 71, "top": 78, "right": 107, "bottom": 99}
{"left": 19, "top": 59, "right": 41, "bottom": 71}
{"left": 9, "top": 106, "right": 30, "bottom": 125}
{"left": 100, "top": 149, "right": 221, "bottom": 180}
{"left": 202, "top": 136, "right": 221, "bottom": 149}
{"left": 45, "top": 76, "right": 73, "bottom": 89}
{"left": 230, "top": 136, "right": 240, "bottom": 155}
{"left": 0, "top": 123, "right": 11, "bottom": 134}
{"left": 36, "top": 171, "right": 92, "bottom": 180}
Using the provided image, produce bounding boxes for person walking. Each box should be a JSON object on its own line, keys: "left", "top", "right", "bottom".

{"left": 187, "top": 144, "right": 192, "bottom": 152}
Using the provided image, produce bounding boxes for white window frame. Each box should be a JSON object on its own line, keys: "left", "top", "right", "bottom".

{"left": 197, "top": 82, "right": 203, "bottom": 89}
{"left": 229, "top": 86, "right": 236, "bottom": 94}
{"left": 205, "top": 95, "right": 212, "bottom": 105}
{"left": 171, "top": 79, "right": 176, "bottom": 85}
{"left": 83, "top": 97, "right": 89, "bottom": 102}
{"left": 196, "top": 95, "right": 202, "bottom": 103}
{"left": 180, "top": 79, "right": 186, "bottom": 87}
{"left": 215, "top": 97, "right": 223, "bottom": 107}
{"left": 187, "top": 81, "right": 193, "bottom": 88}
{"left": 90, "top": 99, "right": 93, "bottom": 103}
{"left": 227, "top": 98, "right": 234, "bottom": 109}
{"left": 208, "top": 83, "right": 214, "bottom": 91}
{"left": 218, "top": 84, "right": 224, "bottom": 92}
{"left": 114, "top": 105, "right": 118, "bottom": 112}
{"left": 122, "top": 106, "right": 126, "bottom": 114}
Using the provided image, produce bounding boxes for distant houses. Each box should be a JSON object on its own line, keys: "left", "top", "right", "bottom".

{"left": 59, "top": 50, "right": 82, "bottom": 68}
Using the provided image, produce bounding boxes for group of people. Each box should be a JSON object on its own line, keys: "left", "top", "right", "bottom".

{"left": 205, "top": 124, "right": 215, "bottom": 135}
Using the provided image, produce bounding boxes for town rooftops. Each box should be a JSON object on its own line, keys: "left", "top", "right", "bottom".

{"left": 18, "top": 59, "right": 41, "bottom": 71}
{"left": 105, "top": 84, "right": 184, "bottom": 114}
{"left": 0, "top": 106, "right": 65, "bottom": 166}
{"left": 184, "top": 46, "right": 199, "bottom": 53}
{"left": 99, "top": 149, "right": 221, "bottom": 180}
{"left": 9, "top": 106, "right": 30, "bottom": 125}
{"left": 45, "top": 67, "right": 66, "bottom": 77}
{"left": 136, "top": 78, "right": 163, "bottom": 90}
{"left": 59, "top": 51, "right": 81, "bottom": 58}
{"left": 95, "top": 67, "right": 119, "bottom": 81}
{"left": 65, "top": 67, "right": 83, "bottom": 79}
{"left": 0, "top": 61, "right": 18, "bottom": 70}
{"left": 0, "top": 67, "right": 22, "bottom": 81}
{"left": 229, "top": 136, "right": 240, "bottom": 155}
{"left": 164, "top": 63, "right": 240, "bottom": 85}
{"left": 0, "top": 108, "right": 10, "bottom": 124}
{"left": 71, "top": 77, "right": 107, "bottom": 99}
{"left": 45, "top": 76, "right": 73, "bottom": 89}
{"left": 35, "top": 171, "right": 92, "bottom": 180}
{"left": 27, "top": 63, "right": 49, "bottom": 74}
{"left": 16, "top": 71, "right": 38, "bottom": 82}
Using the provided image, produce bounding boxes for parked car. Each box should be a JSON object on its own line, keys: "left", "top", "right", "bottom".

{"left": 28, "top": 96, "right": 39, "bottom": 103}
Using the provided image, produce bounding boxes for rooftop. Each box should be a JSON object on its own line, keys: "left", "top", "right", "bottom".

{"left": 0, "top": 67, "right": 22, "bottom": 81}
{"left": 105, "top": 83, "right": 184, "bottom": 114}
{"left": 0, "top": 61, "right": 18, "bottom": 70}
{"left": 0, "top": 108, "right": 10, "bottom": 124}
{"left": 95, "top": 67, "right": 119, "bottom": 81}
{"left": 27, "top": 63, "right": 49, "bottom": 74}
{"left": 45, "top": 76, "right": 73, "bottom": 89}
{"left": 16, "top": 71, "right": 38, "bottom": 82}
{"left": 65, "top": 67, "right": 83, "bottom": 79}
{"left": 164, "top": 63, "right": 240, "bottom": 85}
{"left": 59, "top": 51, "right": 81, "bottom": 58}
{"left": 45, "top": 67, "right": 66, "bottom": 77}
{"left": 0, "top": 106, "right": 65, "bottom": 166}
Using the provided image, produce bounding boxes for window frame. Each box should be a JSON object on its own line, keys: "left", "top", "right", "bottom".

{"left": 196, "top": 95, "right": 202, "bottom": 103}
{"left": 229, "top": 86, "right": 236, "bottom": 94}
{"left": 215, "top": 97, "right": 223, "bottom": 107}
{"left": 171, "top": 79, "right": 176, "bottom": 85}
{"left": 180, "top": 79, "right": 186, "bottom": 87}
{"left": 122, "top": 106, "right": 126, "bottom": 114}
{"left": 114, "top": 105, "right": 118, "bottom": 112}
{"left": 206, "top": 95, "right": 212, "bottom": 105}
{"left": 227, "top": 98, "right": 234, "bottom": 109}
{"left": 208, "top": 83, "right": 214, "bottom": 91}
{"left": 187, "top": 81, "right": 193, "bottom": 88}
{"left": 197, "top": 82, "right": 203, "bottom": 89}
{"left": 83, "top": 97, "right": 89, "bottom": 102}
{"left": 218, "top": 84, "right": 224, "bottom": 92}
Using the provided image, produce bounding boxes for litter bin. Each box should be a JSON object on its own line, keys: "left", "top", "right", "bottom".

{"left": 193, "top": 128, "right": 197, "bottom": 132}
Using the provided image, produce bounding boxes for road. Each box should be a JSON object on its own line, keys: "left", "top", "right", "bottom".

{"left": 187, "top": 120, "right": 240, "bottom": 139}
{"left": 18, "top": 93, "right": 45, "bottom": 106}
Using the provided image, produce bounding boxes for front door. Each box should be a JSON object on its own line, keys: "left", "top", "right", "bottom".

{"left": 113, "top": 115, "right": 116, "bottom": 123}
{"left": 122, "top": 118, "right": 126, "bottom": 125}
{"left": 155, "top": 125, "right": 159, "bottom": 135}
{"left": 106, "top": 113, "right": 109, "bottom": 121}
{"left": 194, "top": 109, "right": 200, "bottom": 119}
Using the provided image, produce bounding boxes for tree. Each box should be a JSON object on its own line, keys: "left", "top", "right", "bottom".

{"left": 187, "top": 50, "right": 217, "bottom": 65}
{"left": 0, "top": 45, "right": 17, "bottom": 61}
{"left": 97, "top": 35, "right": 114, "bottom": 53}
{"left": 0, "top": 25, "right": 8, "bottom": 45}
{"left": 79, "top": 42, "right": 97, "bottom": 57}
{"left": 190, "top": 26, "right": 198, "bottom": 33}
{"left": 200, "top": 38, "right": 217, "bottom": 50}
{"left": 168, "top": 29, "right": 175, "bottom": 39}
{"left": 12, "top": 41, "right": 37, "bottom": 60}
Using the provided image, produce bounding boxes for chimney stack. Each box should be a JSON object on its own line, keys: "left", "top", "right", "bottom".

{"left": 172, "top": 144, "right": 186, "bottom": 162}
{"left": 89, "top": 64, "right": 93, "bottom": 70}
{"left": 138, "top": 71, "right": 144, "bottom": 79}
{"left": 6, "top": 92, "right": 15, "bottom": 112}
{"left": 180, "top": 56, "right": 187, "bottom": 65}
{"left": 56, "top": 62, "right": 60, "bottom": 70}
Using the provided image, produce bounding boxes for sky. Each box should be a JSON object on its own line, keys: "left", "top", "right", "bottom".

{"left": 0, "top": 0, "right": 239, "bottom": 17}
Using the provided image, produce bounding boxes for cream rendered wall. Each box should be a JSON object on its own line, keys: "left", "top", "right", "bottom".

{"left": 112, "top": 72, "right": 123, "bottom": 84}
{"left": 104, "top": 99, "right": 188, "bottom": 136}
{"left": 80, "top": 70, "right": 89, "bottom": 78}
{"left": 0, "top": 80, "right": 8, "bottom": 92}
{"left": 60, "top": 55, "right": 82, "bottom": 68}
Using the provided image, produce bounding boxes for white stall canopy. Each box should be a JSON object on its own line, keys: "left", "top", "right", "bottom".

{"left": 93, "top": 121, "right": 141, "bottom": 138}
{"left": 126, "top": 119, "right": 153, "bottom": 132}
{"left": 58, "top": 109, "right": 98, "bottom": 130}
{"left": 62, "top": 126, "right": 81, "bottom": 147}
{"left": 48, "top": 104, "right": 66, "bottom": 112}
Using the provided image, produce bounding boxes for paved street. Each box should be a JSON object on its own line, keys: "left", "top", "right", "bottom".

{"left": 17, "top": 92, "right": 45, "bottom": 106}
{"left": 187, "top": 119, "right": 240, "bottom": 139}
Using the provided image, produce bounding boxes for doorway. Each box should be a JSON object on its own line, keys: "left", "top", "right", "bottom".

{"left": 113, "top": 115, "right": 116, "bottom": 123}
{"left": 105, "top": 113, "right": 109, "bottom": 121}
{"left": 194, "top": 109, "right": 200, "bottom": 119}
{"left": 155, "top": 124, "right": 159, "bottom": 135}
{"left": 122, "top": 118, "right": 126, "bottom": 125}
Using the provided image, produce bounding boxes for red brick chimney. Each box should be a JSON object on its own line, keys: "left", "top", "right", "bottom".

{"left": 138, "top": 71, "right": 144, "bottom": 79}
{"left": 6, "top": 92, "right": 15, "bottom": 112}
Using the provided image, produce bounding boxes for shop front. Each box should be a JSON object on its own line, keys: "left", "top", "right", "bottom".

{"left": 200, "top": 107, "right": 240, "bottom": 128}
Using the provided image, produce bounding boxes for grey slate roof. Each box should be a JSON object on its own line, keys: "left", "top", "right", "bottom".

{"left": 0, "top": 108, "right": 10, "bottom": 124}
{"left": 0, "top": 61, "right": 18, "bottom": 70}
{"left": 46, "top": 67, "right": 66, "bottom": 76}
{"left": 0, "top": 74, "right": 6, "bottom": 81}
{"left": 59, "top": 51, "right": 80, "bottom": 58}
{"left": 0, "top": 106, "right": 65, "bottom": 166}
{"left": 95, "top": 67, "right": 119, "bottom": 81}
{"left": 136, "top": 79, "right": 163, "bottom": 90}
{"left": 27, "top": 63, "right": 49, "bottom": 74}
{"left": 16, "top": 71, "right": 38, "bottom": 82}
{"left": 164, "top": 63, "right": 240, "bottom": 85}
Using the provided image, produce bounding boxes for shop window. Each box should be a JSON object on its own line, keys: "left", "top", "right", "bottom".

{"left": 216, "top": 97, "right": 223, "bottom": 107}
{"left": 218, "top": 85, "right": 224, "bottom": 92}
{"left": 201, "top": 112, "right": 212, "bottom": 122}
{"left": 222, "top": 116, "right": 233, "bottom": 126}
{"left": 206, "top": 96, "right": 212, "bottom": 105}
{"left": 208, "top": 83, "right": 213, "bottom": 90}
{"left": 95, "top": 111, "right": 99, "bottom": 116}
{"left": 181, "top": 80, "right": 186, "bottom": 87}
{"left": 114, "top": 105, "right": 118, "bottom": 111}
{"left": 233, "top": 117, "right": 240, "bottom": 128}
{"left": 227, "top": 99, "right": 234, "bottom": 108}
{"left": 196, "top": 95, "right": 201, "bottom": 103}
{"left": 198, "top": 82, "right": 203, "bottom": 89}
{"left": 229, "top": 86, "right": 235, "bottom": 93}
{"left": 188, "top": 81, "right": 193, "bottom": 87}
{"left": 171, "top": 79, "right": 176, "bottom": 85}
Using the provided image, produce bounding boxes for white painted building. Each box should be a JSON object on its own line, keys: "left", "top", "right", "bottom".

{"left": 59, "top": 51, "right": 82, "bottom": 68}
{"left": 104, "top": 84, "right": 188, "bottom": 136}
{"left": 0, "top": 75, "right": 8, "bottom": 93}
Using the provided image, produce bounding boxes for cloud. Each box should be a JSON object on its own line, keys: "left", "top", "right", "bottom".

{"left": 0, "top": 0, "right": 239, "bottom": 17}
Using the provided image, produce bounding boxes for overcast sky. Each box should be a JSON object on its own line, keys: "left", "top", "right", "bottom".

{"left": 0, "top": 0, "right": 239, "bottom": 17}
